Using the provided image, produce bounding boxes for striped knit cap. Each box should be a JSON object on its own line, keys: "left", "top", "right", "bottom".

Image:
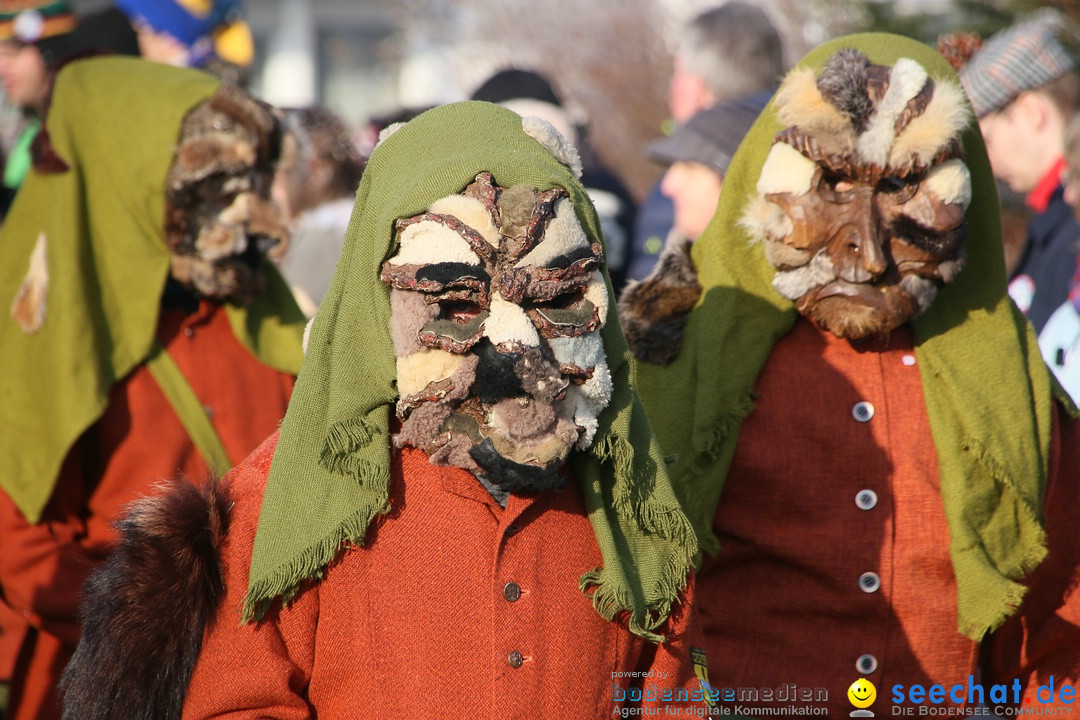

{"left": 0, "top": 1, "right": 74, "bottom": 43}
{"left": 959, "top": 9, "right": 1077, "bottom": 118}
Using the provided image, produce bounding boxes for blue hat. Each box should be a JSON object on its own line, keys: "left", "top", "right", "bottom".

{"left": 115, "top": 0, "right": 247, "bottom": 67}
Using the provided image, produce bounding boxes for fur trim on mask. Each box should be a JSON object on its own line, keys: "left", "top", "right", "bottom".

{"left": 396, "top": 349, "right": 468, "bottom": 397}
{"left": 776, "top": 67, "right": 856, "bottom": 160}
{"left": 486, "top": 293, "right": 541, "bottom": 346}
{"left": 515, "top": 197, "right": 590, "bottom": 268}
{"left": 167, "top": 85, "right": 279, "bottom": 192}
{"left": 771, "top": 250, "right": 836, "bottom": 301}
{"left": 856, "top": 58, "right": 928, "bottom": 168}
{"left": 617, "top": 234, "right": 702, "bottom": 365}
{"left": 59, "top": 477, "right": 230, "bottom": 720}
{"left": 388, "top": 218, "right": 484, "bottom": 267}
{"left": 428, "top": 194, "right": 500, "bottom": 247}
{"left": 10, "top": 232, "right": 48, "bottom": 334}
{"left": 773, "top": 48, "right": 970, "bottom": 179}
{"left": 739, "top": 195, "right": 794, "bottom": 245}
{"left": 923, "top": 158, "right": 972, "bottom": 207}
{"left": 889, "top": 82, "right": 971, "bottom": 174}
{"left": 756, "top": 143, "right": 818, "bottom": 196}
{"left": 522, "top": 115, "right": 583, "bottom": 179}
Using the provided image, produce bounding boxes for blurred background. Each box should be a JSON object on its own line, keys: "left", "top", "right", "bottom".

{"left": 57, "top": 0, "right": 1077, "bottom": 200}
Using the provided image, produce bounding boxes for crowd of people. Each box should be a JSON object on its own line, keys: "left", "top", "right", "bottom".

{"left": 1, "top": 1, "right": 1080, "bottom": 719}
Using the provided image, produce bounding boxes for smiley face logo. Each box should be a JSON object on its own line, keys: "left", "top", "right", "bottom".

{"left": 848, "top": 678, "right": 876, "bottom": 709}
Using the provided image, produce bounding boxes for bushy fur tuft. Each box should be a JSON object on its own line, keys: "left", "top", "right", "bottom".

{"left": 617, "top": 235, "right": 702, "bottom": 365}
{"left": 816, "top": 48, "right": 873, "bottom": 131}
{"left": 59, "top": 478, "right": 231, "bottom": 720}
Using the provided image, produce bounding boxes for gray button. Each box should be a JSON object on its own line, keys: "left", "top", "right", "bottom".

{"left": 508, "top": 650, "right": 524, "bottom": 668}
{"left": 504, "top": 582, "right": 521, "bottom": 602}
{"left": 184, "top": 327, "right": 194, "bottom": 337}
{"left": 901, "top": 354, "right": 917, "bottom": 366}
{"left": 856, "top": 654, "right": 878, "bottom": 674}
{"left": 859, "top": 572, "right": 881, "bottom": 593}
{"left": 855, "top": 490, "right": 878, "bottom": 510}
{"left": 852, "top": 402, "right": 875, "bottom": 422}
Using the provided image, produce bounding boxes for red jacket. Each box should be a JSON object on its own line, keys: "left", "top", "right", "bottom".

{"left": 0, "top": 301, "right": 294, "bottom": 720}
{"left": 183, "top": 435, "right": 709, "bottom": 719}
{"left": 700, "top": 318, "right": 1080, "bottom": 716}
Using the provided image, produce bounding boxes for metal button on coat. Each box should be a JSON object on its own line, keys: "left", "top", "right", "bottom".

{"left": 852, "top": 401, "right": 875, "bottom": 422}
{"left": 855, "top": 490, "right": 878, "bottom": 510}
{"left": 508, "top": 651, "right": 524, "bottom": 668}
{"left": 901, "top": 354, "right": 917, "bottom": 366}
{"left": 856, "top": 654, "right": 878, "bottom": 674}
{"left": 503, "top": 582, "right": 521, "bottom": 602}
{"left": 859, "top": 572, "right": 881, "bottom": 593}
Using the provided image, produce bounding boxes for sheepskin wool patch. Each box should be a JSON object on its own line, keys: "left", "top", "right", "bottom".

{"left": 381, "top": 171, "right": 612, "bottom": 498}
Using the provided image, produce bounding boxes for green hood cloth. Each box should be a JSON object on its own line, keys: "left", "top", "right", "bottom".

{"left": 635, "top": 33, "right": 1076, "bottom": 641}
{"left": 244, "top": 100, "right": 697, "bottom": 642}
{"left": 0, "top": 56, "right": 305, "bottom": 525}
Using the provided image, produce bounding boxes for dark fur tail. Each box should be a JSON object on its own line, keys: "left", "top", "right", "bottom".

{"left": 617, "top": 234, "right": 702, "bottom": 366}
{"left": 60, "top": 478, "right": 230, "bottom": 720}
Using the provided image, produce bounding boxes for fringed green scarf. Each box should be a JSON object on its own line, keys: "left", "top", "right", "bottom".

{"left": 635, "top": 33, "right": 1073, "bottom": 641}
{"left": 244, "top": 101, "right": 696, "bottom": 641}
{"left": 0, "top": 57, "right": 305, "bottom": 524}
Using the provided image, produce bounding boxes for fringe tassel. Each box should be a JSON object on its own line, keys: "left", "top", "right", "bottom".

{"left": 241, "top": 477, "right": 389, "bottom": 623}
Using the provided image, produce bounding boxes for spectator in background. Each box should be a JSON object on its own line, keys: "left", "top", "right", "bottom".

{"left": 470, "top": 68, "right": 638, "bottom": 291}
{"left": 959, "top": 9, "right": 1080, "bottom": 335}
{"left": 114, "top": 0, "right": 253, "bottom": 84}
{"left": 1038, "top": 113, "right": 1080, "bottom": 402}
{"left": 618, "top": 92, "right": 768, "bottom": 364}
{"left": 625, "top": 1, "right": 785, "bottom": 284}
{"left": 273, "top": 106, "right": 365, "bottom": 316}
{"left": 0, "top": 1, "right": 137, "bottom": 217}
{"left": 0, "top": 56, "right": 303, "bottom": 720}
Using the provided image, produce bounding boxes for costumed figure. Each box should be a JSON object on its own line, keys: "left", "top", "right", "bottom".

{"left": 0, "top": 56, "right": 304, "bottom": 720}
{"left": 622, "top": 34, "right": 1080, "bottom": 717}
{"left": 61, "top": 101, "right": 711, "bottom": 720}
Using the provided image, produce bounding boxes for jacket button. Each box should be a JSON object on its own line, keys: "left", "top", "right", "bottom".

{"left": 856, "top": 654, "right": 878, "bottom": 674}
{"left": 504, "top": 582, "right": 522, "bottom": 602}
{"left": 508, "top": 650, "right": 524, "bottom": 668}
{"left": 852, "top": 401, "right": 875, "bottom": 422}
{"left": 855, "top": 490, "right": 878, "bottom": 510}
{"left": 901, "top": 354, "right": 917, "bottom": 366}
{"left": 859, "top": 572, "right": 881, "bottom": 593}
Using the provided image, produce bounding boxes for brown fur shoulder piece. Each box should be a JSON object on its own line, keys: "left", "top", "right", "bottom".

{"left": 617, "top": 233, "right": 702, "bottom": 366}
{"left": 59, "top": 477, "right": 231, "bottom": 720}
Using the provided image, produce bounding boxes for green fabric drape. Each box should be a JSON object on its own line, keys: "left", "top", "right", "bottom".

{"left": 635, "top": 33, "right": 1070, "bottom": 640}
{"left": 244, "top": 101, "right": 696, "bottom": 641}
{"left": 0, "top": 56, "right": 305, "bottom": 524}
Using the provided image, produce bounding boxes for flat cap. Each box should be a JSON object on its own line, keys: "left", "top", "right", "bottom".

{"left": 647, "top": 91, "right": 769, "bottom": 176}
{"left": 959, "top": 9, "right": 1077, "bottom": 117}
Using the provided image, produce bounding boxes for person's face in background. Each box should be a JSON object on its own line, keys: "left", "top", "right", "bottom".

{"left": 0, "top": 40, "right": 47, "bottom": 112}
{"left": 132, "top": 21, "right": 190, "bottom": 66}
{"left": 660, "top": 160, "right": 723, "bottom": 240}
{"left": 668, "top": 53, "right": 715, "bottom": 125}
{"left": 979, "top": 90, "right": 1065, "bottom": 194}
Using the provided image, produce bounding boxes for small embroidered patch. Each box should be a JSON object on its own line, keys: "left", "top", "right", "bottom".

{"left": 691, "top": 646, "right": 718, "bottom": 708}
{"left": 11, "top": 232, "right": 48, "bottom": 334}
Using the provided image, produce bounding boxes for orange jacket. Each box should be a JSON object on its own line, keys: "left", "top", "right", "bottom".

{"left": 183, "top": 435, "right": 710, "bottom": 719}
{"left": 700, "top": 318, "right": 1080, "bottom": 716}
{"left": 0, "top": 301, "right": 294, "bottom": 720}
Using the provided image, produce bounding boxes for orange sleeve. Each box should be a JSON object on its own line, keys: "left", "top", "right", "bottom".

{"left": 182, "top": 439, "right": 317, "bottom": 720}
{"left": 637, "top": 572, "right": 717, "bottom": 713}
